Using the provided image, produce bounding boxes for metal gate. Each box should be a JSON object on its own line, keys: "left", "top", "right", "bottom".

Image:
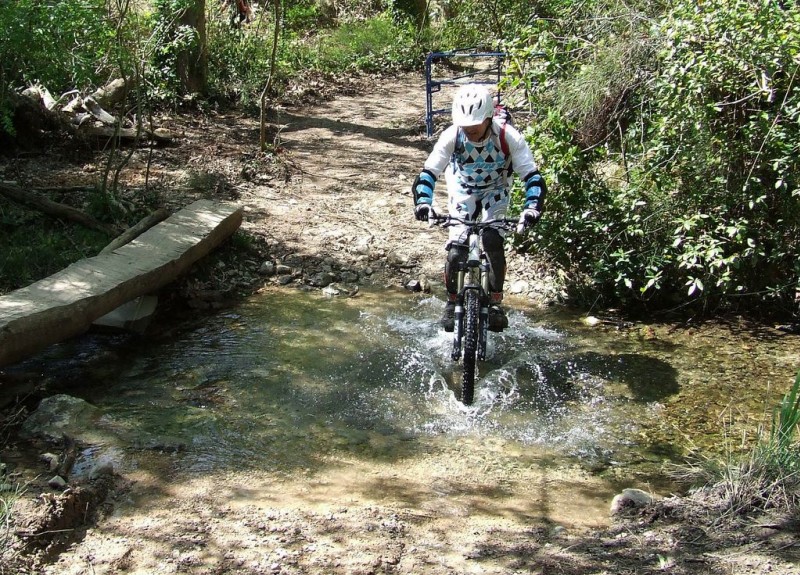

{"left": 424, "top": 49, "right": 506, "bottom": 137}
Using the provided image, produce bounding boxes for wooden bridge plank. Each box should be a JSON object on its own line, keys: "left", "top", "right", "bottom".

{"left": 0, "top": 199, "right": 243, "bottom": 367}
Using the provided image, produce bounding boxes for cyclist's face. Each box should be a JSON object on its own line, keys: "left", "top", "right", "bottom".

{"left": 462, "top": 119, "right": 490, "bottom": 142}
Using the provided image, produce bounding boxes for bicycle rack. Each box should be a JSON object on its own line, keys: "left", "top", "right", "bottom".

{"left": 424, "top": 49, "right": 506, "bottom": 138}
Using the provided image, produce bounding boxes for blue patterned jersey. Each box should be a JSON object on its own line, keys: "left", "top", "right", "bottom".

{"left": 423, "top": 119, "right": 538, "bottom": 195}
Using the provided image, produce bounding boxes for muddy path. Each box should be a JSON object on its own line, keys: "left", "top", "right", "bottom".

{"left": 3, "top": 73, "right": 799, "bottom": 575}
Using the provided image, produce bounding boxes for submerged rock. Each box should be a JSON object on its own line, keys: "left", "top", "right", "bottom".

{"left": 20, "top": 395, "right": 99, "bottom": 443}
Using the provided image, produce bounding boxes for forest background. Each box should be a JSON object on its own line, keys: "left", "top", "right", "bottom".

{"left": 1, "top": 0, "right": 799, "bottom": 320}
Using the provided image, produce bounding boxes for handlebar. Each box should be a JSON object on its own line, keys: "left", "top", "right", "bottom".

{"left": 429, "top": 214, "right": 518, "bottom": 231}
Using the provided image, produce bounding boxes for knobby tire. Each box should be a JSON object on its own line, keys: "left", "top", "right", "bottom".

{"left": 462, "top": 290, "right": 479, "bottom": 405}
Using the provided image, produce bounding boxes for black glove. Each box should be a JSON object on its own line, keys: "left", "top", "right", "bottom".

{"left": 516, "top": 208, "right": 541, "bottom": 233}
{"left": 415, "top": 204, "right": 435, "bottom": 222}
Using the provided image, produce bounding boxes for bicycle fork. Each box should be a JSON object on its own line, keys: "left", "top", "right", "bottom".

{"left": 451, "top": 256, "right": 491, "bottom": 362}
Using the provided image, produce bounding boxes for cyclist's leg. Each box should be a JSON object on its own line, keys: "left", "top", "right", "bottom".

{"left": 483, "top": 228, "right": 505, "bottom": 295}
{"left": 440, "top": 174, "right": 477, "bottom": 331}
{"left": 481, "top": 189, "right": 511, "bottom": 331}
{"left": 444, "top": 172, "right": 479, "bottom": 297}
{"left": 444, "top": 241, "right": 469, "bottom": 295}
{"left": 480, "top": 188, "right": 510, "bottom": 297}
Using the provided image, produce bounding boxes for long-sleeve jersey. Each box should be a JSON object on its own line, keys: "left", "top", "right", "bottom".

{"left": 424, "top": 119, "right": 538, "bottom": 192}
{"left": 414, "top": 118, "right": 546, "bottom": 215}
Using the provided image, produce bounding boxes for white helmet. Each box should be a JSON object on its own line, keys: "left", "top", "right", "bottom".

{"left": 451, "top": 84, "right": 493, "bottom": 127}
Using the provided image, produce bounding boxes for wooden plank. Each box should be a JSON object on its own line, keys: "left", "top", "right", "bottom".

{"left": 0, "top": 199, "right": 243, "bottom": 367}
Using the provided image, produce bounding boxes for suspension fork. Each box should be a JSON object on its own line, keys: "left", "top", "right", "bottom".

{"left": 451, "top": 267, "right": 467, "bottom": 361}
{"left": 478, "top": 256, "right": 490, "bottom": 361}
{"left": 451, "top": 262, "right": 490, "bottom": 362}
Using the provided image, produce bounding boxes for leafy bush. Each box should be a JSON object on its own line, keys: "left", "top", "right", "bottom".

{"left": 505, "top": 0, "right": 800, "bottom": 316}
{"left": 432, "top": 0, "right": 543, "bottom": 49}
{"left": 0, "top": 0, "right": 121, "bottom": 135}
{"left": 0, "top": 0, "right": 117, "bottom": 92}
{"left": 206, "top": 13, "right": 289, "bottom": 105}
{"left": 635, "top": 0, "right": 800, "bottom": 313}
{"left": 309, "top": 12, "right": 421, "bottom": 73}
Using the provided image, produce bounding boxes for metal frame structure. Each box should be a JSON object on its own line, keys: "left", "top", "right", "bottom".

{"left": 424, "top": 50, "right": 506, "bottom": 137}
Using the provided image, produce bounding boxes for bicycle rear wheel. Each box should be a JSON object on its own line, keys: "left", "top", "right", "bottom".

{"left": 461, "top": 290, "right": 479, "bottom": 405}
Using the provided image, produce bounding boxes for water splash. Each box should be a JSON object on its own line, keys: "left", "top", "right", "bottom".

{"left": 21, "top": 289, "right": 673, "bottom": 475}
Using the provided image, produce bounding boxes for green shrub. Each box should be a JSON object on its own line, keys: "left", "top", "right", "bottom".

{"left": 0, "top": 0, "right": 117, "bottom": 92}
{"left": 0, "top": 214, "right": 108, "bottom": 294}
{"left": 0, "top": 0, "right": 121, "bottom": 135}
{"left": 765, "top": 370, "right": 800, "bottom": 473}
{"left": 311, "top": 12, "right": 420, "bottom": 73}
{"left": 206, "top": 13, "right": 289, "bottom": 105}
{"left": 635, "top": 0, "right": 800, "bottom": 313}
{"left": 505, "top": 0, "right": 800, "bottom": 316}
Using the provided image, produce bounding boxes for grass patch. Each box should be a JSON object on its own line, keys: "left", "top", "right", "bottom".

{"left": 307, "top": 13, "right": 419, "bottom": 73}
{"left": 0, "top": 210, "right": 108, "bottom": 294}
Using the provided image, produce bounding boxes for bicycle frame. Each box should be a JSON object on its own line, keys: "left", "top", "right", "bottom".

{"left": 431, "top": 214, "right": 516, "bottom": 404}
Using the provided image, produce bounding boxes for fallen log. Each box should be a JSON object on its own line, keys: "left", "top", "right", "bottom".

{"left": 89, "top": 78, "right": 132, "bottom": 108}
{"left": 11, "top": 79, "right": 175, "bottom": 146}
{"left": 0, "top": 181, "right": 119, "bottom": 236}
{"left": 74, "top": 124, "right": 176, "bottom": 144}
{"left": 100, "top": 207, "right": 170, "bottom": 253}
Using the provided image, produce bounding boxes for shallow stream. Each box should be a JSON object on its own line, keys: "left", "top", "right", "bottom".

{"left": 7, "top": 287, "right": 800, "bottom": 520}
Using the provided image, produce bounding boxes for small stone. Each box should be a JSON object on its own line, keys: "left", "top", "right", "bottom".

{"left": 48, "top": 475, "right": 67, "bottom": 490}
{"left": 387, "top": 253, "right": 410, "bottom": 268}
{"left": 405, "top": 279, "right": 422, "bottom": 292}
{"left": 509, "top": 280, "right": 529, "bottom": 294}
{"left": 41, "top": 452, "right": 60, "bottom": 471}
{"left": 610, "top": 488, "right": 654, "bottom": 515}
{"left": 258, "top": 261, "right": 275, "bottom": 276}
{"left": 309, "top": 272, "right": 336, "bottom": 288}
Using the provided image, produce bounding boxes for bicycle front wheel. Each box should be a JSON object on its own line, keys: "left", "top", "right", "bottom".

{"left": 461, "top": 290, "right": 479, "bottom": 405}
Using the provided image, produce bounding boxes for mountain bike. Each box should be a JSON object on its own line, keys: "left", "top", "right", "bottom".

{"left": 430, "top": 214, "right": 518, "bottom": 405}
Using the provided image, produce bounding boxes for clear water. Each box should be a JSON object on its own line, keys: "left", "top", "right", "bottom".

{"left": 9, "top": 287, "right": 800, "bottom": 489}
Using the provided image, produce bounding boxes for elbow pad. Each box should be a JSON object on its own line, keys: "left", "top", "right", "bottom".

{"left": 412, "top": 169, "right": 436, "bottom": 205}
{"left": 522, "top": 170, "right": 546, "bottom": 212}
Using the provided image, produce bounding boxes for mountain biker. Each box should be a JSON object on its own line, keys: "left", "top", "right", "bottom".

{"left": 412, "top": 83, "right": 546, "bottom": 332}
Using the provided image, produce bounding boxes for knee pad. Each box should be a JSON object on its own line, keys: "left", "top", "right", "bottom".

{"left": 444, "top": 244, "right": 468, "bottom": 294}
{"left": 482, "top": 228, "right": 503, "bottom": 255}
{"left": 446, "top": 243, "right": 468, "bottom": 265}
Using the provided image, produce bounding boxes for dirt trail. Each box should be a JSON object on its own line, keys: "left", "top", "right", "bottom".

{"left": 6, "top": 73, "right": 799, "bottom": 575}
{"left": 240, "top": 73, "right": 454, "bottom": 291}
{"left": 38, "top": 72, "right": 609, "bottom": 575}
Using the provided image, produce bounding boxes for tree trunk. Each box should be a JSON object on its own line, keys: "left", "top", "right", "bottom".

{"left": 260, "top": 0, "right": 282, "bottom": 151}
{"left": 177, "top": 0, "right": 208, "bottom": 94}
